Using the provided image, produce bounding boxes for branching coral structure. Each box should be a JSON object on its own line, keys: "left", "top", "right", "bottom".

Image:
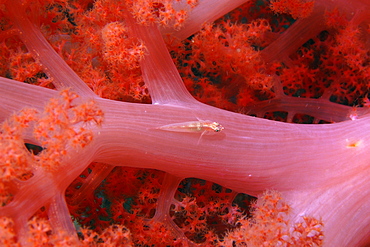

{"left": 0, "top": 0, "right": 369, "bottom": 246}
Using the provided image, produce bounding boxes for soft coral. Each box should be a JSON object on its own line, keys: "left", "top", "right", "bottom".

{"left": 0, "top": 0, "right": 369, "bottom": 246}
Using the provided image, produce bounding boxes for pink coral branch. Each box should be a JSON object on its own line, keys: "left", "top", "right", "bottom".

{"left": 0, "top": 77, "right": 55, "bottom": 123}
{"left": 1, "top": 48, "right": 370, "bottom": 245}
{"left": 2, "top": 75, "right": 370, "bottom": 245}
{"left": 0, "top": 0, "right": 369, "bottom": 246}
{"left": 4, "top": 2, "right": 96, "bottom": 97}
{"left": 160, "top": 0, "right": 251, "bottom": 40}
{"left": 261, "top": 0, "right": 370, "bottom": 64}
{"left": 261, "top": 5, "right": 326, "bottom": 64}
{"left": 127, "top": 14, "right": 199, "bottom": 105}
{"left": 285, "top": 173, "right": 370, "bottom": 247}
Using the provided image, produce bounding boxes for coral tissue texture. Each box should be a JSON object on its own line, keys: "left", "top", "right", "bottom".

{"left": 0, "top": 0, "right": 369, "bottom": 246}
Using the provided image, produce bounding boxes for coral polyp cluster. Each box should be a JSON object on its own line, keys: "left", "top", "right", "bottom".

{"left": 0, "top": 0, "right": 369, "bottom": 246}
